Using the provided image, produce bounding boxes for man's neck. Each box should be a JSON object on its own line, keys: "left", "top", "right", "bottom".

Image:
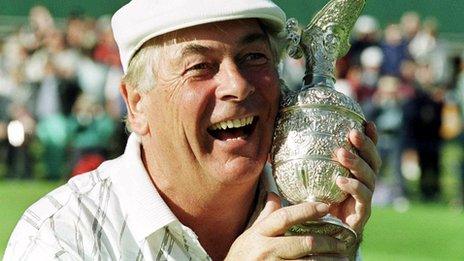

{"left": 142, "top": 147, "right": 261, "bottom": 260}
{"left": 173, "top": 182, "right": 258, "bottom": 258}
{"left": 157, "top": 177, "right": 259, "bottom": 260}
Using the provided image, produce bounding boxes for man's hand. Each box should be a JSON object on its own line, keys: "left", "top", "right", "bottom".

{"left": 225, "top": 193, "right": 348, "bottom": 260}
{"left": 332, "top": 121, "right": 381, "bottom": 234}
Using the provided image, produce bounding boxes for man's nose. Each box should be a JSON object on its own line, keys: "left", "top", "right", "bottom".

{"left": 216, "top": 62, "right": 255, "bottom": 102}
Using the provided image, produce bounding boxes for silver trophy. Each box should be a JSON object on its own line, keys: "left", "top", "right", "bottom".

{"left": 271, "top": 0, "right": 366, "bottom": 248}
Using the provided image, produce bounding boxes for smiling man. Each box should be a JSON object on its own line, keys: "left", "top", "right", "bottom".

{"left": 5, "top": 0, "right": 380, "bottom": 260}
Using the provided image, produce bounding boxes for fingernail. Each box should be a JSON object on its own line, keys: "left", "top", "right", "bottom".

{"left": 342, "top": 148, "right": 356, "bottom": 160}
{"left": 354, "top": 129, "right": 364, "bottom": 141}
{"left": 337, "top": 176, "right": 349, "bottom": 185}
{"left": 316, "top": 203, "right": 329, "bottom": 212}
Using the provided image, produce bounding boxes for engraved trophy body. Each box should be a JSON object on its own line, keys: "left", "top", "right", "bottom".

{"left": 271, "top": 0, "right": 366, "bottom": 248}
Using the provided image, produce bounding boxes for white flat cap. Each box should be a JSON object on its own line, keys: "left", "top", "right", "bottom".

{"left": 111, "top": 0, "right": 286, "bottom": 72}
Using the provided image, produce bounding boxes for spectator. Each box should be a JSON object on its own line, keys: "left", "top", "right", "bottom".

{"left": 401, "top": 67, "right": 443, "bottom": 201}
{"left": 400, "top": 11, "right": 421, "bottom": 43}
{"left": 398, "top": 59, "right": 418, "bottom": 101}
{"left": 409, "top": 18, "right": 451, "bottom": 86}
{"left": 68, "top": 94, "right": 115, "bottom": 176}
{"left": 380, "top": 24, "right": 410, "bottom": 76}
{"left": 358, "top": 46, "right": 383, "bottom": 106}
{"left": 348, "top": 15, "right": 381, "bottom": 67}
{"left": 370, "top": 76, "right": 407, "bottom": 204}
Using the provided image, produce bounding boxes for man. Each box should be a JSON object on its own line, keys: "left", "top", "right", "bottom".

{"left": 5, "top": 0, "right": 380, "bottom": 260}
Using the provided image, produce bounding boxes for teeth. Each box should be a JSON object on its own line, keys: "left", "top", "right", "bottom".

{"left": 210, "top": 116, "right": 254, "bottom": 130}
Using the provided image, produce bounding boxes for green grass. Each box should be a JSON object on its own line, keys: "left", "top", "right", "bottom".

{"left": 362, "top": 204, "right": 464, "bottom": 261}
{"left": 0, "top": 180, "right": 62, "bottom": 258}
{"left": 361, "top": 140, "right": 464, "bottom": 260}
{"left": 1, "top": 180, "right": 463, "bottom": 260}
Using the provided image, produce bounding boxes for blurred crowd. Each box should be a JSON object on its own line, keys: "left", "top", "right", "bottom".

{"left": 0, "top": 6, "right": 127, "bottom": 180}
{"left": 1, "top": 6, "right": 464, "bottom": 209}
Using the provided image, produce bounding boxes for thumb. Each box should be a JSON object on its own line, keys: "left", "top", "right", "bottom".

{"left": 253, "top": 192, "right": 282, "bottom": 226}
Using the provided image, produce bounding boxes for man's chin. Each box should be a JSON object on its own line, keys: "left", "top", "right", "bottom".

{"left": 211, "top": 157, "right": 265, "bottom": 185}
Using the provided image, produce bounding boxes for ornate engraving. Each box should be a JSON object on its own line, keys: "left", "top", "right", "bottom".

{"left": 273, "top": 159, "right": 350, "bottom": 204}
{"left": 280, "top": 87, "right": 364, "bottom": 116}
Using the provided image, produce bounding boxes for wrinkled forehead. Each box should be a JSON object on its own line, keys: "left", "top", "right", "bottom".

{"left": 147, "top": 19, "right": 268, "bottom": 50}
{"left": 126, "top": 18, "right": 278, "bottom": 74}
{"left": 167, "top": 19, "right": 267, "bottom": 45}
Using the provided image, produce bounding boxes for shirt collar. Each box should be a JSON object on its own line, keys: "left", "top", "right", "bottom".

{"left": 110, "top": 133, "right": 177, "bottom": 242}
{"left": 111, "top": 133, "right": 279, "bottom": 242}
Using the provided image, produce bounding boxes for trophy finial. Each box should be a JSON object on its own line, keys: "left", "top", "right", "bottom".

{"left": 297, "top": 0, "right": 366, "bottom": 88}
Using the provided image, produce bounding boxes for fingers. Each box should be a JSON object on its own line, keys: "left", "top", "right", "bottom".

{"left": 253, "top": 192, "right": 282, "bottom": 225}
{"left": 336, "top": 176, "right": 372, "bottom": 207}
{"left": 336, "top": 146, "right": 374, "bottom": 211}
{"left": 230, "top": 197, "right": 347, "bottom": 260}
{"left": 335, "top": 176, "right": 372, "bottom": 232}
{"left": 348, "top": 128, "right": 382, "bottom": 175}
{"left": 336, "top": 148, "right": 376, "bottom": 191}
{"left": 273, "top": 234, "right": 346, "bottom": 259}
{"left": 364, "top": 121, "right": 378, "bottom": 145}
{"left": 256, "top": 202, "right": 329, "bottom": 237}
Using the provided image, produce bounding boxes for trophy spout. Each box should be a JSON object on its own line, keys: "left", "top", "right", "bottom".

{"left": 286, "top": 0, "right": 366, "bottom": 89}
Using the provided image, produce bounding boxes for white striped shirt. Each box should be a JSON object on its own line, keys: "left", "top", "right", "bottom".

{"left": 4, "top": 134, "right": 271, "bottom": 261}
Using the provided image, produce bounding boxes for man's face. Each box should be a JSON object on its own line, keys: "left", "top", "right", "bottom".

{"left": 138, "top": 19, "right": 280, "bottom": 186}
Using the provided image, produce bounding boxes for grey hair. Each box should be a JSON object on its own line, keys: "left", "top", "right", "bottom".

{"left": 122, "top": 37, "right": 162, "bottom": 93}
{"left": 122, "top": 21, "right": 285, "bottom": 93}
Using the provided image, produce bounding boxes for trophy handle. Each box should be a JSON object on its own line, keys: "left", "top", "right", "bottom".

{"left": 284, "top": 0, "right": 366, "bottom": 89}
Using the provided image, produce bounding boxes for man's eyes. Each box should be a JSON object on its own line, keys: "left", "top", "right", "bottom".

{"left": 185, "top": 62, "right": 218, "bottom": 77}
{"left": 184, "top": 52, "right": 269, "bottom": 76}
{"left": 184, "top": 62, "right": 218, "bottom": 79}
{"left": 187, "top": 63, "right": 214, "bottom": 72}
{"left": 239, "top": 52, "right": 270, "bottom": 67}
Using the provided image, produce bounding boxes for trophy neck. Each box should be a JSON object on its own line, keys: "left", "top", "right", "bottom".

{"left": 302, "top": 73, "right": 335, "bottom": 90}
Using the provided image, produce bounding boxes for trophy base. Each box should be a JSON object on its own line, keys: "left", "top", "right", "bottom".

{"left": 287, "top": 214, "right": 357, "bottom": 249}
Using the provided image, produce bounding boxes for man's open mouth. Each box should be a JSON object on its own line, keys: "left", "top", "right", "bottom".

{"left": 207, "top": 116, "right": 258, "bottom": 141}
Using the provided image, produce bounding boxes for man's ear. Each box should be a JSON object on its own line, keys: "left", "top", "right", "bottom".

{"left": 120, "top": 82, "right": 149, "bottom": 135}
